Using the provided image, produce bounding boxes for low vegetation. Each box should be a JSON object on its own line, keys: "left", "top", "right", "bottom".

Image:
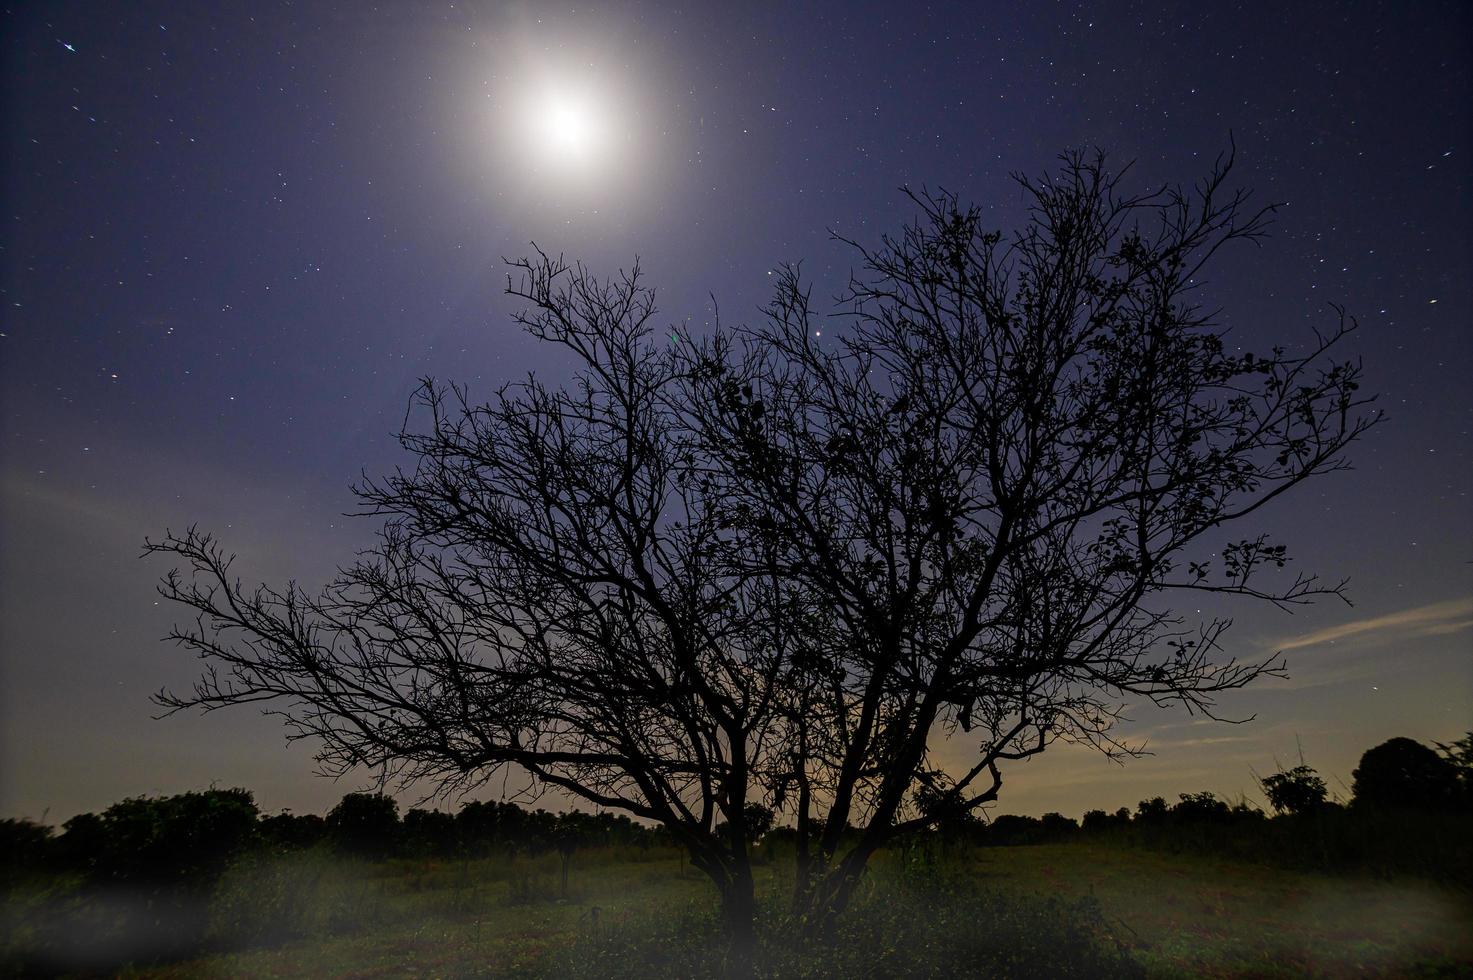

{"left": 2, "top": 733, "right": 1469, "bottom": 977}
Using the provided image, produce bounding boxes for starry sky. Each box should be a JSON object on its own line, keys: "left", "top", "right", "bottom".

{"left": 2, "top": 1, "right": 1469, "bottom": 824}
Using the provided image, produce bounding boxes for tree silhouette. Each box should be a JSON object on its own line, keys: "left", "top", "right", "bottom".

{"left": 1352, "top": 737, "right": 1460, "bottom": 811}
{"left": 326, "top": 792, "right": 400, "bottom": 858}
{"left": 148, "top": 147, "right": 1377, "bottom": 946}
{"left": 678, "top": 146, "right": 1378, "bottom": 921}
{"left": 1260, "top": 764, "right": 1328, "bottom": 815}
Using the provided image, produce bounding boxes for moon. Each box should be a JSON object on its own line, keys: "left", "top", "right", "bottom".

{"left": 463, "top": 28, "right": 666, "bottom": 213}
{"left": 538, "top": 90, "right": 600, "bottom": 160}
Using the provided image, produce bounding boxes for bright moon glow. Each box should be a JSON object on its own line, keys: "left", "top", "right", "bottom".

{"left": 473, "top": 35, "right": 658, "bottom": 205}
{"left": 540, "top": 93, "right": 598, "bottom": 157}
{"left": 519, "top": 83, "right": 613, "bottom": 177}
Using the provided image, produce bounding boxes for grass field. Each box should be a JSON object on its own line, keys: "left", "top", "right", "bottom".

{"left": 6, "top": 842, "right": 1471, "bottom": 978}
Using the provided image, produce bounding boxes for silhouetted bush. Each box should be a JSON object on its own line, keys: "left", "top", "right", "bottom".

{"left": 258, "top": 811, "right": 327, "bottom": 850}
{"left": 1039, "top": 812, "right": 1080, "bottom": 838}
{"left": 457, "top": 798, "right": 540, "bottom": 856}
{"left": 402, "top": 807, "right": 459, "bottom": 858}
{"left": 1354, "top": 737, "right": 1463, "bottom": 812}
{"left": 64, "top": 788, "right": 260, "bottom": 890}
{"left": 987, "top": 814, "right": 1044, "bottom": 845}
{"left": 53, "top": 810, "right": 107, "bottom": 875}
{"left": 1081, "top": 808, "right": 1131, "bottom": 833}
{"left": 3, "top": 789, "right": 260, "bottom": 972}
{"left": 1171, "top": 791, "right": 1232, "bottom": 824}
{"left": 1260, "top": 765, "right": 1328, "bottom": 815}
{"left": 325, "top": 792, "right": 400, "bottom": 858}
{"left": 0, "top": 818, "right": 53, "bottom": 886}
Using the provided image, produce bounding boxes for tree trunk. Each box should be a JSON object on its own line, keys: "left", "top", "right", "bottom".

{"left": 794, "top": 845, "right": 874, "bottom": 936}
{"left": 718, "top": 865, "right": 757, "bottom": 978}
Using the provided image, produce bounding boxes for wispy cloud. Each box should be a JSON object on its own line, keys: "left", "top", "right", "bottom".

{"left": 1274, "top": 597, "right": 1473, "bottom": 652}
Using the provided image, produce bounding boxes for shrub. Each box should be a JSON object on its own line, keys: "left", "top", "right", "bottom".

{"left": 1352, "top": 737, "right": 1461, "bottom": 811}
{"left": 1261, "top": 765, "right": 1328, "bottom": 815}
{"left": 259, "top": 810, "right": 327, "bottom": 850}
{"left": 326, "top": 792, "right": 400, "bottom": 858}
{"left": 1171, "top": 791, "right": 1231, "bottom": 824}
{"left": 0, "top": 818, "right": 54, "bottom": 884}
{"left": 76, "top": 788, "right": 259, "bottom": 889}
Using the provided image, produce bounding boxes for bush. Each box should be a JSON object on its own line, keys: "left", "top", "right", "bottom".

{"left": 64, "top": 788, "right": 259, "bottom": 890}
{"left": 1353, "top": 737, "right": 1462, "bottom": 812}
{"left": 326, "top": 792, "right": 400, "bottom": 858}
{"left": 1261, "top": 765, "right": 1328, "bottom": 815}
{"left": 0, "top": 818, "right": 54, "bottom": 884}
{"left": 1171, "top": 792, "right": 1231, "bottom": 824}
{"left": 402, "top": 808, "right": 459, "bottom": 858}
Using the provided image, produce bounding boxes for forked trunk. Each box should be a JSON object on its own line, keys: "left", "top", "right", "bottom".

{"left": 793, "top": 846, "right": 874, "bottom": 936}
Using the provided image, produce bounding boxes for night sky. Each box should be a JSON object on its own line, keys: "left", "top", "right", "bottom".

{"left": 2, "top": 1, "right": 1469, "bottom": 824}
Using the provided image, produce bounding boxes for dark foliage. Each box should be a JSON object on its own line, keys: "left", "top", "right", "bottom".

{"left": 325, "top": 792, "right": 400, "bottom": 859}
{"left": 1352, "top": 737, "right": 1463, "bottom": 812}
{"left": 0, "top": 819, "right": 53, "bottom": 886}
{"left": 401, "top": 807, "right": 459, "bottom": 858}
{"left": 55, "top": 788, "right": 260, "bottom": 889}
{"left": 1260, "top": 764, "right": 1328, "bottom": 815}
{"left": 258, "top": 811, "right": 327, "bottom": 850}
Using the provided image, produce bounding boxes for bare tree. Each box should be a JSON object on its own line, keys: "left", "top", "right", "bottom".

{"left": 148, "top": 147, "right": 1378, "bottom": 952}
{"left": 148, "top": 255, "right": 788, "bottom": 957}
{"left": 678, "top": 147, "right": 1380, "bottom": 924}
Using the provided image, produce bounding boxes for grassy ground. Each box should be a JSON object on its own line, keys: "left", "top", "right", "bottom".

{"left": 959, "top": 843, "right": 1473, "bottom": 978}
{"left": 6, "top": 842, "right": 1471, "bottom": 977}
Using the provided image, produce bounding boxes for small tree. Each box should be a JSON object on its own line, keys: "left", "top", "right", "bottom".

{"left": 1260, "top": 764, "right": 1328, "bottom": 815}
{"left": 1352, "top": 737, "right": 1460, "bottom": 811}
{"left": 1135, "top": 797, "right": 1170, "bottom": 825}
{"left": 403, "top": 808, "right": 459, "bottom": 858}
{"left": 1171, "top": 791, "right": 1230, "bottom": 824}
{"left": 326, "top": 792, "right": 400, "bottom": 858}
{"left": 259, "top": 811, "right": 327, "bottom": 850}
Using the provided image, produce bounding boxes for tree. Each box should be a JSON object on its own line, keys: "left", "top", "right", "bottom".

{"left": 677, "top": 146, "right": 1377, "bottom": 922}
{"left": 148, "top": 147, "right": 1377, "bottom": 948}
{"left": 1260, "top": 764, "right": 1328, "bottom": 815}
{"left": 259, "top": 810, "right": 327, "bottom": 850}
{"left": 1434, "top": 731, "right": 1473, "bottom": 809}
{"left": 1171, "top": 791, "right": 1230, "bottom": 824}
{"left": 1080, "top": 808, "right": 1129, "bottom": 832}
{"left": 150, "top": 254, "right": 786, "bottom": 958}
{"left": 326, "top": 792, "right": 400, "bottom": 858}
{"left": 1352, "top": 737, "right": 1460, "bottom": 811}
{"left": 0, "top": 818, "right": 54, "bottom": 884}
{"left": 403, "top": 807, "right": 459, "bottom": 858}
{"left": 79, "top": 788, "right": 259, "bottom": 889}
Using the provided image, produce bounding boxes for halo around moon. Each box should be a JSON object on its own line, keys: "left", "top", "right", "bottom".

{"left": 451, "top": 21, "right": 671, "bottom": 224}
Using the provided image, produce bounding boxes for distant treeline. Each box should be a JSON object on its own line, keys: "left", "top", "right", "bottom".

{"left": 3, "top": 732, "right": 1470, "bottom": 894}
{"left": 1, "top": 791, "right": 665, "bottom": 896}
{"left": 895, "top": 732, "right": 1473, "bottom": 883}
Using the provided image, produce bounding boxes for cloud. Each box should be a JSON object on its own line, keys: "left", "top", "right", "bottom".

{"left": 1273, "top": 597, "right": 1473, "bottom": 653}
